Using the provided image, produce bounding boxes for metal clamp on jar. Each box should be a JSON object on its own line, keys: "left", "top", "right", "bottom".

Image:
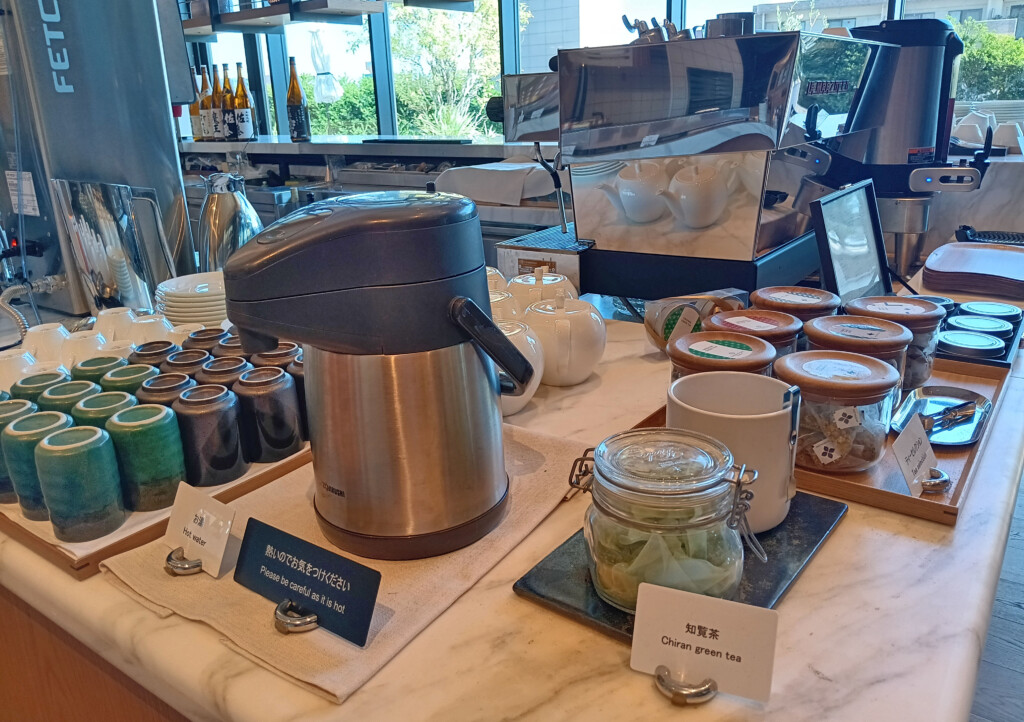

{"left": 569, "top": 428, "right": 766, "bottom": 614}
{"left": 224, "top": 191, "right": 534, "bottom": 560}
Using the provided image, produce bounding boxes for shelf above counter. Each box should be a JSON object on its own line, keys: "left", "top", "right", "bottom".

{"left": 179, "top": 134, "right": 559, "bottom": 160}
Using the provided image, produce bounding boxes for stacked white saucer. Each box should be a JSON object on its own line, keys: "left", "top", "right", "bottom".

{"left": 155, "top": 272, "right": 228, "bottom": 326}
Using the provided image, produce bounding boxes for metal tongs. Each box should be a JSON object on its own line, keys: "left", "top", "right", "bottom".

{"left": 921, "top": 401, "right": 977, "bottom": 434}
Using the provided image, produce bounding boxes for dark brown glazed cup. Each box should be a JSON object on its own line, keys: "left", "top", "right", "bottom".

{"left": 233, "top": 367, "right": 303, "bottom": 463}
{"left": 286, "top": 352, "right": 307, "bottom": 441}
{"left": 159, "top": 349, "right": 212, "bottom": 377}
{"left": 171, "top": 384, "right": 249, "bottom": 486}
{"left": 195, "top": 356, "right": 254, "bottom": 387}
{"left": 135, "top": 373, "right": 197, "bottom": 406}
{"left": 129, "top": 340, "right": 181, "bottom": 367}
{"left": 250, "top": 341, "right": 301, "bottom": 370}
{"left": 182, "top": 328, "right": 230, "bottom": 352}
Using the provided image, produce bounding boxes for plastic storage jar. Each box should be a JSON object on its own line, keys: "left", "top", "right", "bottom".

{"left": 774, "top": 351, "right": 900, "bottom": 473}
{"left": 702, "top": 309, "right": 803, "bottom": 357}
{"left": 579, "top": 428, "right": 759, "bottom": 612}
{"left": 803, "top": 315, "right": 912, "bottom": 384}
{"left": 845, "top": 296, "right": 945, "bottom": 391}
{"left": 667, "top": 331, "right": 776, "bottom": 382}
{"left": 749, "top": 286, "right": 841, "bottom": 323}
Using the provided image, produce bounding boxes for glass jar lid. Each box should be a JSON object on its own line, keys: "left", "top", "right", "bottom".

{"left": 845, "top": 296, "right": 945, "bottom": 332}
{"left": 667, "top": 331, "right": 776, "bottom": 373}
{"left": 750, "top": 286, "right": 841, "bottom": 315}
{"left": 804, "top": 315, "right": 913, "bottom": 354}
{"left": 773, "top": 350, "right": 900, "bottom": 403}
{"left": 593, "top": 428, "right": 733, "bottom": 497}
{"left": 936, "top": 330, "right": 1006, "bottom": 358}
{"left": 958, "top": 301, "right": 1022, "bottom": 324}
{"left": 702, "top": 309, "right": 803, "bottom": 343}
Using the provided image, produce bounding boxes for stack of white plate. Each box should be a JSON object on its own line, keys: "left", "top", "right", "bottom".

{"left": 155, "top": 272, "right": 228, "bottom": 326}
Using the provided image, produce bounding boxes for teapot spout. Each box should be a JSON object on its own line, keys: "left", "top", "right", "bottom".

{"left": 596, "top": 182, "right": 628, "bottom": 221}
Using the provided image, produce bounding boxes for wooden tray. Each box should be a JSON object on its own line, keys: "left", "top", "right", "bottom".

{"left": 635, "top": 358, "right": 1012, "bottom": 526}
{"left": 0, "top": 447, "right": 311, "bottom": 579}
{"left": 793, "top": 358, "right": 1010, "bottom": 525}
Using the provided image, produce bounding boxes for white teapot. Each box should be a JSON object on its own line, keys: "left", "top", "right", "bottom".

{"left": 523, "top": 292, "right": 606, "bottom": 387}
{"left": 506, "top": 267, "right": 578, "bottom": 310}
{"left": 658, "top": 162, "right": 735, "bottom": 229}
{"left": 497, "top": 321, "right": 544, "bottom": 416}
{"left": 486, "top": 266, "right": 506, "bottom": 291}
{"left": 596, "top": 161, "right": 667, "bottom": 224}
{"left": 489, "top": 290, "right": 521, "bottom": 321}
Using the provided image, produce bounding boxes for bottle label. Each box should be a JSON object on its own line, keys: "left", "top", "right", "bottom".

{"left": 211, "top": 106, "right": 223, "bottom": 138}
{"left": 199, "top": 109, "right": 214, "bottom": 139}
{"left": 190, "top": 113, "right": 203, "bottom": 139}
{"left": 223, "top": 109, "right": 237, "bottom": 140}
{"left": 288, "top": 105, "right": 310, "bottom": 140}
{"left": 235, "top": 108, "right": 255, "bottom": 140}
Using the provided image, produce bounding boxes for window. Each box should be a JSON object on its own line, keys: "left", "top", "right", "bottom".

{"left": 518, "top": 0, "right": 666, "bottom": 73}
{"left": 388, "top": 1, "right": 503, "bottom": 138}
{"left": 946, "top": 9, "right": 983, "bottom": 21}
{"left": 750, "top": 2, "right": 827, "bottom": 33}
{"left": 829, "top": 17, "right": 858, "bottom": 28}
{"left": 283, "top": 20, "right": 375, "bottom": 136}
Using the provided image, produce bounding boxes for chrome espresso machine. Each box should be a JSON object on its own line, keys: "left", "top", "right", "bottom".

{"left": 496, "top": 17, "right": 987, "bottom": 298}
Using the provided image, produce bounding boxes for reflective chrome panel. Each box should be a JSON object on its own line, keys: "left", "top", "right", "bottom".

{"left": 502, "top": 73, "right": 560, "bottom": 143}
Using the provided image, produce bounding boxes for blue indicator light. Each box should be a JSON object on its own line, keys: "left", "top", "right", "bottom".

{"left": 925, "top": 177, "right": 933, "bottom": 183}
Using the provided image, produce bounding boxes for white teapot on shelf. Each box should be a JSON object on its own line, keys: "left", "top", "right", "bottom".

{"left": 595, "top": 161, "right": 668, "bottom": 224}
{"left": 506, "top": 267, "right": 578, "bottom": 310}
{"left": 523, "top": 291, "right": 606, "bottom": 387}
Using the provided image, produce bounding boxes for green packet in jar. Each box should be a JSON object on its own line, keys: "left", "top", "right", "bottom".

{"left": 644, "top": 288, "right": 749, "bottom": 353}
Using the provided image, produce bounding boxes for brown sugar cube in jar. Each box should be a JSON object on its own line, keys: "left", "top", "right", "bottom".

{"left": 774, "top": 350, "right": 900, "bottom": 473}
{"left": 667, "top": 331, "right": 776, "bottom": 382}
{"left": 844, "top": 296, "right": 945, "bottom": 391}
{"left": 703, "top": 310, "right": 803, "bottom": 357}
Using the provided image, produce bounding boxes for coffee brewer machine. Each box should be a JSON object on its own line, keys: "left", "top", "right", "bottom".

{"left": 224, "top": 191, "right": 533, "bottom": 560}
{"left": 818, "top": 18, "right": 989, "bottom": 274}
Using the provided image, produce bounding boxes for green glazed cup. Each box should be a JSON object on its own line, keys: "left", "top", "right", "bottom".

{"left": 72, "top": 391, "right": 137, "bottom": 427}
{"left": 2, "top": 411, "right": 74, "bottom": 520}
{"left": 37, "top": 380, "right": 102, "bottom": 414}
{"left": 71, "top": 355, "right": 128, "bottom": 384}
{"left": 0, "top": 390, "right": 9, "bottom": 402}
{"left": 35, "top": 426, "right": 125, "bottom": 542}
{"left": 10, "top": 371, "right": 71, "bottom": 403}
{"left": 100, "top": 364, "right": 159, "bottom": 394}
{"left": 0, "top": 399, "right": 38, "bottom": 503}
{"left": 106, "top": 404, "right": 186, "bottom": 511}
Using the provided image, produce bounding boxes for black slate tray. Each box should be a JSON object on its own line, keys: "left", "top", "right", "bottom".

{"left": 513, "top": 491, "right": 847, "bottom": 644}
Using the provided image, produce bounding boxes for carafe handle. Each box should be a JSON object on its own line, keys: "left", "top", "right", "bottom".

{"left": 449, "top": 296, "right": 534, "bottom": 396}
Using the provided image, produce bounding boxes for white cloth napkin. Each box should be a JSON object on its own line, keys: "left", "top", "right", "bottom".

{"left": 435, "top": 156, "right": 565, "bottom": 206}
{"left": 101, "top": 425, "right": 584, "bottom": 703}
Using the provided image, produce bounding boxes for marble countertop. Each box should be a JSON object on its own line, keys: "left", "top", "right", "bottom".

{"left": 1, "top": 317, "right": 1022, "bottom": 721}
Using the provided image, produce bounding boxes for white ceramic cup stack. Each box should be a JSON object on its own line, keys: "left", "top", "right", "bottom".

{"left": 22, "top": 323, "right": 71, "bottom": 364}
{"left": 0, "top": 349, "right": 36, "bottom": 392}
{"left": 129, "top": 315, "right": 175, "bottom": 344}
{"left": 155, "top": 271, "right": 228, "bottom": 326}
{"left": 59, "top": 330, "right": 108, "bottom": 370}
{"left": 666, "top": 371, "right": 800, "bottom": 533}
{"left": 169, "top": 323, "right": 207, "bottom": 346}
{"left": 93, "top": 308, "right": 137, "bottom": 342}
{"left": 100, "top": 340, "right": 136, "bottom": 360}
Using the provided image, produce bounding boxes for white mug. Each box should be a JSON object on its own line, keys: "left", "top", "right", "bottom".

{"left": 22, "top": 322, "right": 71, "bottom": 364}
{"left": 59, "top": 330, "right": 108, "bottom": 370}
{"left": 0, "top": 349, "right": 36, "bottom": 393}
{"left": 93, "top": 307, "right": 137, "bottom": 342}
{"left": 667, "top": 371, "right": 801, "bottom": 533}
{"left": 489, "top": 290, "right": 521, "bottom": 322}
{"left": 100, "top": 340, "right": 136, "bottom": 359}
{"left": 497, "top": 321, "right": 544, "bottom": 416}
{"left": 523, "top": 293, "right": 606, "bottom": 387}
{"left": 506, "top": 267, "right": 578, "bottom": 311}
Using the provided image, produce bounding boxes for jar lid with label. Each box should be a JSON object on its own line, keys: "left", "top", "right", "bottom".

{"left": 957, "top": 301, "right": 1022, "bottom": 324}
{"left": 667, "top": 331, "right": 776, "bottom": 375}
{"left": 703, "top": 309, "right": 803, "bottom": 345}
{"left": 845, "top": 296, "right": 945, "bottom": 332}
{"left": 936, "top": 329, "right": 1006, "bottom": 358}
{"left": 804, "top": 315, "right": 913, "bottom": 356}
{"left": 773, "top": 350, "right": 900, "bottom": 404}
{"left": 946, "top": 315, "right": 1015, "bottom": 339}
{"left": 749, "top": 286, "right": 841, "bottom": 321}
